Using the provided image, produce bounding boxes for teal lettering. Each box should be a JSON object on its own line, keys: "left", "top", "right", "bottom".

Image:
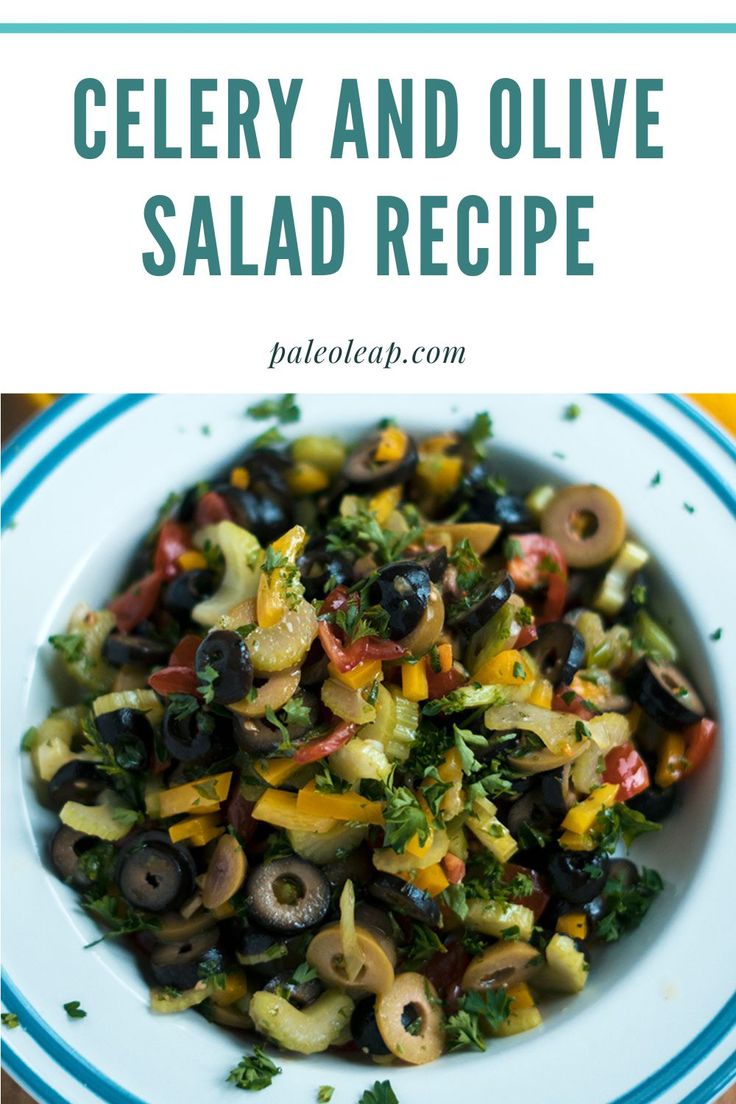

{"left": 191, "top": 79, "right": 217, "bottom": 158}
{"left": 420, "top": 196, "right": 447, "bottom": 275}
{"left": 154, "top": 80, "right": 181, "bottom": 159}
{"left": 74, "top": 78, "right": 105, "bottom": 159}
{"left": 490, "top": 79, "right": 522, "bottom": 159}
{"left": 457, "top": 196, "right": 489, "bottom": 276}
{"left": 524, "top": 196, "right": 556, "bottom": 275}
{"left": 377, "top": 196, "right": 409, "bottom": 275}
{"left": 426, "top": 79, "right": 458, "bottom": 158}
{"left": 117, "top": 78, "right": 144, "bottom": 158}
{"left": 265, "top": 196, "right": 301, "bottom": 274}
{"left": 592, "top": 78, "right": 626, "bottom": 158}
{"left": 142, "top": 195, "right": 175, "bottom": 275}
{"left": 311, "top": 196, "right": 344, "bottom": 275}
{"left": 636, "top": 79, "right": 663, "bottom": 158}
{"left": 566, "top": 196, "right": 594, "bottom": 275}
{"left": 533, "top": 80, "right": 561, "bottom": 158}
{"left": 378, "top": 78, "right": 413, "bottom": 158}
{"left": 228, "top": 80, "right": 260, "bottom": 158}
{"left": 331, "top": 79, "right": 368, "bottom": 158}
{"left": 184, "top": 196, "right": 221, "bottom": 275}
{"left": 270, "top": 78, "right": 302, "bottom": 158}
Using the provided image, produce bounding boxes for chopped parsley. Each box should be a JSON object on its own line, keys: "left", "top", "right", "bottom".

{"left": 227, "top": 1046, "right": 282, "bottom": 1091}
{"left": 1, "top": 1013, "right": 19, "bottom": 1028}
{"left": 682, "top": 502, "right": 695, "bottom": 514}
{"left": 402, "top": 923, "right": 446, "bottom": 969}
{"left": 325, "top": 504, "right": 422, "bottom": 566}
{"left": 193, "top": 777, "right": 221, "bottom": 803}
{"left": 83, "top": 893, "right": 160, "bottom": 947}
{"left": 650, "top": 471, "right": 662, "bottom": 487}
{"left": 246, "top": 394, "right": 300, "bottom": 425}
{"left": 710, "top": 627, "right": 723, "bottom": 641}
{"left": 381, "top": 786, "right": 431, "bottom": 853}
{"left": 595, "top": 803, "right": 661, "bottom": 852}
{"left": 563, "top": 402, "right": 582, "bottom": 420}
{"left": 358, "top": 1082, "right": 399, "bottom": 1104}
{"left": 252, "top": 425, "right": 286, "bottom": 449}
{"left": 446, "top": 988, "right": 511, "bottom": 1051}
{"left": 596, "top": 868, "right": 663, "bottom": 942}
{"left": 291, "top": 961, "right": 319, "bottom": 985}
{"left": 198, "top": 948, "right": 227, "bottom": 989}
{"left": 63, "top": 1001, "right": 87, "bottom": 1019}
{"left": 317, "top": 1089, "right": 335, "bottom": 1103}
{"left": 631, "top": 584, "right": 648, "bottom": 606}
{"left": 196, "top": 664, "right": 219, "bottom": 704}
{"left": 466, "top": 411, "right": 493, "bottom": 458}
{"left": 201, "top": 424, "right": 212, "bottom": 436}
{"left": 512, "top": 661, "right": 526, "bottom": 680}
{"left": 48, "top": 633, "right": 86, "bottom": 664}
{"left": 21, "top": 726, "right": 38, "bottom": 751}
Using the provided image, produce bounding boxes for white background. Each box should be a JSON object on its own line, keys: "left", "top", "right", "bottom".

{"left": 1, "top": 30, "right": 735, "bottom": 390}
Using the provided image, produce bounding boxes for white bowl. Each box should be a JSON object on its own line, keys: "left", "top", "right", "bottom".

{"left": 2, "top": 394, "right": 735, "bottom": 1104}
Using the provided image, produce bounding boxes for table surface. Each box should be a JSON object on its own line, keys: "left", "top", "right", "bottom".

{"left": 2, "top": 393, "right": 734, "bottom": 1104}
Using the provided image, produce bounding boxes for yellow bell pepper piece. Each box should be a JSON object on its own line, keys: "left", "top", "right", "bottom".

{"left": 168, "top": 813, "right": 223, "bottom": 845}
{"left": 252, "top": 789, "right": 337, "bottom": 833}
{"left": 474, "top": 649, "right": 531, "bottom": 687}
{"left": 229, "top": 465, "right": 250, "bottom": 490}
{"left": 561, "top": 783, "right": 619, "bottom": 836}
{"left": 296, "top": 780, "right": 384, "bottom": 826}
{"left": 209, "top": 970, "right": 249, "bottom": 1007}
{"left": 402, "top": 659, "right": 429, "bottom": 702}
{"left": 159, "top": 772, "right": 232, "bottom": 819}
{"left": 256, "top": 524, "right": 308, "bottom": 628}
{"left": 405, "top": 829, "right": 435, "bottom": 860}
{"left": 369, "top": 485, "right": 402, "bottom": 525}
{"left": 507, "top": 982, "right": 536, "bottom": 1011}
{"left": 374, "top": 426, "right": 408, "bottom": 463}
{"left": 287, "top": 461, "right": 330, "bottom": 496}
{"left": 559, "top": 829, "right": 597, "bottom": 851}
{"left": 436, "top": 643, "right": 454, "bottom": 673}
{"left": 177, "top": 549, "right": 207, "bottom": 572}
{"left": 212, "top": 901, "right": 237, "bottom": 920}
{"left": 411, "top": 863, "right": 450, "bottom": 898}
{"left": 556, "top": 913, "right": 588, "bottom": 941}
{"left": 528, "top": 679, "right": 554, "bottom": 709}
{"left": 626, "top": 704, "right": 643, "bottom": 737}
{"left": 655, "top": 732, "right": 687, "bottom": 788}
{"left": 421, "top": 432, "right": 458, "bottom": 454}
{"left": 255, "top": 756, "right": 304, "bottom": 787}
{"left": 416, "top": 454, "right": 463, "bottom": 498}
{"left": 329, "top": 658, "right": 383, "bottom": 690}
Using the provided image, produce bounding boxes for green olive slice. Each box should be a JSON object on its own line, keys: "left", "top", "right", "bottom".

{"left": 541, "top": 484, "right": 626, "bottom": 568}
{"left": 306, "top": 923, "right": 396, "bottom": 997}
{"left": 202, "top": 832, "right": 247, "bottom": 910}
{"left": 462, "top": 942, "right": 542, "bottom": 992}
{"left": 375, "top": 972, "right": 445, "bottom": 1065}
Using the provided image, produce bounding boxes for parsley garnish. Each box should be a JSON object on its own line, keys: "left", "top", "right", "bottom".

{"left": 504, "top": 537, "right": 524, "bottom": 561}
{"left": 2, "top": 1013, "right": 19, "bottom": 1028}
{"left": 683, "top": 502, "right": 695, "bottom": 514}
{"left": 453, "top": 725, "right": 485, "bottom": 774}
{"left": 650, "top": 471, "right": 662, "bottom": 487}
{"left": 317, "top": 1089, "right": 335, "bottom": 1103}
{"left": 381, "top": 786, "right": 431, "bottom": 853}
{"left": 227, "top": 1046, "right": 282, "bottom": 1091}
{"left": 83, "top": 894, "right": 160, "bottom": 947}
{"left": 596, "top": 867, "right": 663, "bottom": 941}
{"left": 402, "top": 923, "right": 446, "bottom": 969}
{"left": 246, "top": 394, "right": 300, "bottom": 424}
{"left": 466, "top": 411, "right": 493, "bottom": 459}
{"left": 631, "top": 584, "right": 648, "bottom": 606}
{"left": 291, "top": 961, "right": 319, "bottom": 985}
{"left": 201, "top": 424, "right": 211, "bottom": 436}
{"left": 193, "top": 778, "right": 221, "bottom": 803}
{"left": 63, "top": 1001, "right": 87, "bottom": 1019}
{"left": 358, "top": 1081, "right": 399, "bottom": 1104}
{"left": 446, "top": 988, "right": 511, "bottom": 1051}
{"left": 595, "top": 803, "right": 661, "bottom": 852}
{"left": 48, "top": 633, "right": 86, "bottom": 664}
{"left": 252, "top": 425, "right": 286, "bottom": 449}
{"left": 325, "top": 505, "right": 422, "bottom": 566}
{"left": 710, "top": 627, "right": 723, "bottom": 641}
{"left": 196, "top": 664, "right": 219, "bottom": 704}
{"left": 512, "top": 661, "right": 526, "bottom": 680}
{"left": 198, "top": 948, "right": 227, "bottom": 990}
{"left": 21, "top": 726, "right": 38, "bottom": 751}
{"left": 563, "top": 403, "right": 582, "bottom": 420}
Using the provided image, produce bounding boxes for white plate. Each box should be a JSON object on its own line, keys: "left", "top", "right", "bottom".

{"left": 2, "top": 394, "right": 735, "bottom": 1104}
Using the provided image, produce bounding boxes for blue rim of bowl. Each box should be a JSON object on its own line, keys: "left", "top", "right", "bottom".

{"left": 2, "top": 392, "right": 735, "bottom": 1104}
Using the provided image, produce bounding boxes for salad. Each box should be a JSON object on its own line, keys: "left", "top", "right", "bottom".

{"left": 27, "top": 405, "right": 717, "bottom": 1075}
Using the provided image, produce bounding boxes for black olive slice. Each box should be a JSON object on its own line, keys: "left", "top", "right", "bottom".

{"left": 163, "top": 704, "right": 214, "bottom": 762}
{"left": 627, "top": 657, "right": 705, "bottom": 728}
{"left": 103, "top": 633, "right": 172, "bottom": 668}
{"left": 343, "top": 431, "right": 418, "bottom": 492}
{"left": 548, "top": 850, "right": 610, "bottom": 905}
{"left": 48, "top": 761, "right": 107, "bottom": 807}
{"left": 298, "top": 541, "right": 353, "bottom": 602}
{"left": 351, "top": 998, "right": 421, "bottom": 1056}
{"left": 539, "top": 766, "right": 575, "bottom": 816}
{"left": 115, "top": 831, "right": 196, "bottom": 913}
{"left": 150, "top": 932, "right": 222, "bottom": 989}
{"left": 322, "top": 845, "right": 374, "bottom": 890}
{"left": 244, "top": 857, "right": 331, "bottom": 934}
{"left": 368, "top": 874, "right": 440, "bottom": 927}
{"left": 629, "top": 783, "right": 677, "bottom": 823}
{"left": 50, "top": 826, "right": 97, "bottom": 888}
{"left": 448, "top": 571, "right": 515, "bottom": 634}
{"left": 411, "top": 546, "right": 448, "bottom": 583}
{"left": 606, "top": 858, "right": 639, "bottom": 888}
{"left": 527, "top": 622, "right": 586, "bottom": 687}
{"left": 234, "top": 717, "right": 283, "bottom": 757}
{"left": 263, "top": 972, "right": 324, "bottom": 1008}
{"left": 236, "top": 929, "right": 290, "bottom": 970}
{"left": 95, "top": 708, "right": 154, "bottom": 773}
{"left": 216, "top": 483, "right": 294, "bottom": 546}
{"left": 195, "top": 630, "right": 253, "bottom": 705}
{"left": 370, "top": 561, "right": 431, "bottom": 640}
{"left": 163, "top": 570, "right": 217, "bottom": 623}
{"left": 462, "top": 490, "right": 535, "bottom": 534}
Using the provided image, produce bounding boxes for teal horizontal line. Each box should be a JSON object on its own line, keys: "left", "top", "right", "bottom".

{"left": 0, "top": 22, "right": 735, "bottom": 33}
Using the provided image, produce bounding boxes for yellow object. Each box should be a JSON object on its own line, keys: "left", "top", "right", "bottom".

{"left": 626, "top": 704, "right": 643, "bottom": 737}
{"left": 229, "top": 466, "right": 250, "bottom": 490}
{"left": 287, "top": 461, "right": 330, "bottom": 496}
{"left": 158, "top": 771, "right": 232, "bottom": 819}
{"left": 59, "top": 801, "right": 133, "bottom": 842}
{"left": 507, "top": 983, "right": 536, "bottom": 1011}
{"left": 433, "top": 747, "right": 464, "bottom": 818}
{"left": 421, "top": 433, "right": 458, "bottom": 454}
{"left": 168, "top": 813, "right": 223, "bottom": 846}
{"left": 329, "top": 658, "right": 383, "bottom": 691}
{"left": 655, "top": 731, "right": 688, "bottom": 788}
{"left": 209, "top": 970, "right": 249, "bottom": 1008}
{"left": 690, "top": 394, "right": 736, "bottom": 435}
{"left": 559, "top": 829, "right": 597, "bottom": 851}
{"left": 255, "top": 756, "right": 303, "bottom": 787}
{"left": 369, "top": 485, "right": 402, "bottom": 525}
{"left": 297, "top": 780, "right": 384, "bottom": 825}
{"left": 528, "top": 680, "right": 554, "bottom": 709}
{"left": 437, "top": 643, "right": 454, "bottom": 673}
{"left": 177, "top": 549, "right": 207, "bottom": 571}
{"left": 252, "top": 788, "right": 337, "bottom": 833}
{"left": 402, "top": 659, "right": 429, "bottom": 702}
{"left": 411, "top": 863, "right": 450, "bottom": 897}
{"left": 256, "top": 524, "right": 308, "bottom": 628}
{"left": 474, "top": 649, "right": 531, "bottom": 687}
{"left": 466, "top": 796, "right": 518, "bottom": 863}
{"left": 291, "top": 435, "right": 346, "bottom": 477}
{"left": 405, "top": 830, "right": 435, "bottom": 860}
{"left": 374, "top": 426, "right": 408, "bottom": 463}
{"left": 212, "top": 901, "right": 236, "bottom": 920}
{"left": 556, "top": 913, "right": 588, "bottom": 940}
{"left": 561, "top": 783, "right": 619, "bottom": 835}
{"left": 416, "top": 454, "right": 463, "bottom": 498}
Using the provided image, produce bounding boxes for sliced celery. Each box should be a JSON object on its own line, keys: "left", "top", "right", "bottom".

{"left": 594, "top": 540, "right": 650, "bottom": 616}
{"left": 632, "top": 610, "right": 679, "bottom": 663}
{"left": 249, "top": 989, "right": 354, "bottom": 1054}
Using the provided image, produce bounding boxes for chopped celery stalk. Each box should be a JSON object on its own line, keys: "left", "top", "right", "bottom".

{"left": 534, "top": 933, "right": 588, "bottom": 993}
{"left": 249, "top": 989, "right": 354, "bottom": 1054}
{"left": 387, "top": 688, "right": 419, "bottom": 761}
{"left": 374, "top": 829, "right": 450, "bottom": 874}
{"left": 52, "top": 604, "right": 116, "bottom": 693}
{"left": 27, "top": 706, "right": 85, "bottom": 752}
{"left": 424, "top": 683, "right": 507, "bottom": 716}
{"left": 291, "top": 435, "right": 346, "bottom": 477}
{"left": 59, "top": 800, "right": 135, "bottom": 841}
{"left": 328, "top": 737, "right": 391, "bottom": 783}
{"left": 575, "top": 611, "right": 607, "bottom": 664}
{"left": 594, "top": 540, "right": 650, "bottom": 617}
{"left": 632, "top": 610, "right": 679, "bottom": 664}
{"left": 587, "top": 625, "right": 632, "bottom": 670}
{"left": 150, "top": 982, "right": 214, "bottom": 1013}
{"left": 32, "top": 739, "right": 79, "bottom": 783}
{"left": 93, "top": 689, "right": 164, "bottom": 729}
{"left": 466, "top": 599, "right": 522, "bottom": 674}
{"left": 483, "top": 702, "right": 582, "bottom": 756}
{"left": 525, "top": 484, "right": 556, "bottom": 516}
{"left": 287, "top": 823, "right": 368, "bottom": 864}
{"left": 192, "top": 521, "right": 262, "bottom": 627}
{"left": 465, "top": 899, "right": 535, "bottom": 942}
{"left": 466, "top": 796, "right": 518, "bottom": 862}
{"left": 321, "top": 678, "right": 377, "bottom": 725}
{"left": 491, "top": 1004, "right": 542, "bottom": 1037}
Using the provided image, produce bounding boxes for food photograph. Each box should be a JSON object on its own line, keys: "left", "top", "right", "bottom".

{"left": 1, "top": 393, "right": 734, "bottom": 1104}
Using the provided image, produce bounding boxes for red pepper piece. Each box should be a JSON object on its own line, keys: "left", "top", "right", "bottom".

{"left": 603, "top": 744, "right": 650, "bottom": 801}
{"left": 148, "top": 665, "right": 200, "bottom": 697}
{"left": 108, "top": 571, "right": 164, "bottom": 633}
{"left": 293, "top": 719, "right": 358, "bottom": 764}
{"left": 194, "top": 491, "right": 232, "bottom": 527}
{"left": 154, "top": 520, "right": 191, "bottom": 579}
{"left": 169, "top": 633, "right": 203, "bottom": 668}
{"left": 507, "top": 533, "right": 568, "bottom": 623}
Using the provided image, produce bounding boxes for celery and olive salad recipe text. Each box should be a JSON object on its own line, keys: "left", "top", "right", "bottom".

{"left": 29, "top": 408, "right": 717, "bottom": 1075}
